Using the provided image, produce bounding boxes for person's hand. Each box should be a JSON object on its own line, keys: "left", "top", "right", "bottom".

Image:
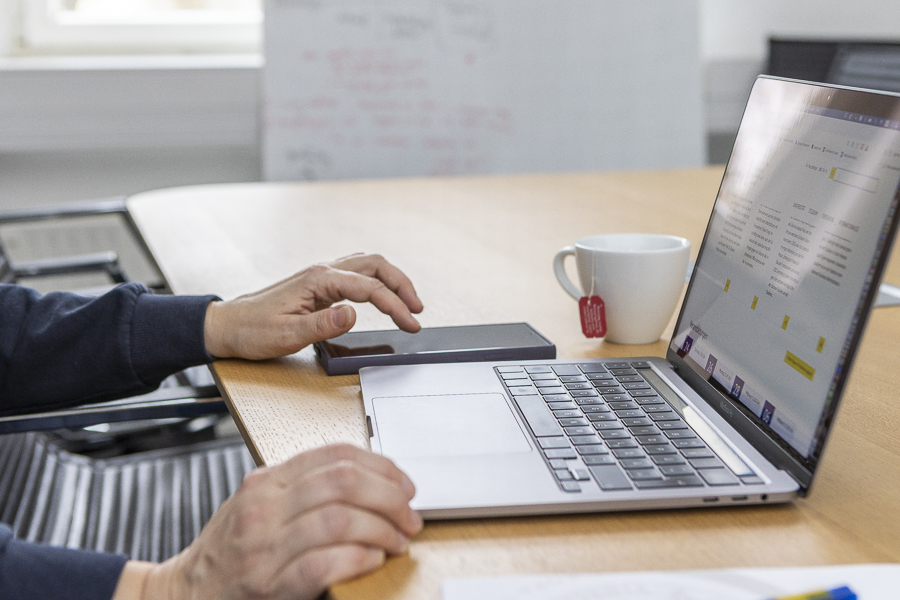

{"left": 113, "top": 444, "right": 423, "bottom": 600}
{"left": 203, "top": 253, "right": 424, "bottom": 360}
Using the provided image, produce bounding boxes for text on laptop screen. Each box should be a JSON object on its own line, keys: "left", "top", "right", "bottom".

{"left": 672, "top": 78, "right": 900, "bottom": 460}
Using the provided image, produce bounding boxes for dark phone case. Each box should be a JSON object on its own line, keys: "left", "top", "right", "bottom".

{"left": 314, "top": 323, "right": 556, "bottom": 375}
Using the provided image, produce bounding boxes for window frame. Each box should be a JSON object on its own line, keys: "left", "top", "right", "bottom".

{"left": 17, "top": 0, "right": 262, "bottom": 55}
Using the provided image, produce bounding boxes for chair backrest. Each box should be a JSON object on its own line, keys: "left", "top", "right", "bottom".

{"left": 767, "top": 38, "right": 900, "bottom": 93}
{"left": 0, "top": 203, "right": 225, "bottom": 432}
{"left": 0, "top": 431, "right": 254, "bottom": 561}
{"left": 828, "top": 44, "right": 900, "bottom": 93}
{"left": 0, "top": 242, "right": 14, "bottom": 284}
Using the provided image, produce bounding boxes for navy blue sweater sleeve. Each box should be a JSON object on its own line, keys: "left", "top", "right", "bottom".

{"left": 0, "top": 524, "right": 127, "bottom": 599}
{"left": 0, "top": 283, "right": 219, "bottom": 416}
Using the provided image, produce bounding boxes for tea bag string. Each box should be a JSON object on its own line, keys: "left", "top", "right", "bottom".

{"left": 588, "top": 249, "right": 596, "bottom": 305}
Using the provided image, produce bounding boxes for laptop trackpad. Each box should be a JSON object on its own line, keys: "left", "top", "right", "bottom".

{"left": 372, "top": 393, "right": 532, "bottom": 458}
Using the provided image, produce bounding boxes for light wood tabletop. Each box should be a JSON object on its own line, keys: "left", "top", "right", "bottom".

{"left": 127, "top": 167, "right": 900, "bottom": 599}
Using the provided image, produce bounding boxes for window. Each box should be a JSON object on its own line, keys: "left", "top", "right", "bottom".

{"left": 18, "top": 0, "right": 262, "bottom": 54}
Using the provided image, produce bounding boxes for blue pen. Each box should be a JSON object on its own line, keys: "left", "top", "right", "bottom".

{"left": 770, "top": 585, "right": 857, "bottom": 600}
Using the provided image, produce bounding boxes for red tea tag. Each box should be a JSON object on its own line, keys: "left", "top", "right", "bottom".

{"left": 579, "top": 295, "right": 607, "bottom": 338}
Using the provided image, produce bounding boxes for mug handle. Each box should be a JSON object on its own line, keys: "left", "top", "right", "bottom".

{"left": 553, "top": 246, "right": 582, "bottom": 300}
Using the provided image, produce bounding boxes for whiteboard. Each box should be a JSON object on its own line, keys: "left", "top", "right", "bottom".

{"left": 262, "top": 0, "right": 704, "bottom": 181}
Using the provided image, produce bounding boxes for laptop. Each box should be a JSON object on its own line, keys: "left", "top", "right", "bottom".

{"left": 360, "top": 76, "right": 900, "bottom": 519}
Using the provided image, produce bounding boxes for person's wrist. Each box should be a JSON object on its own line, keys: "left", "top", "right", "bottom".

{"left": 203, "top": 300, "right": 231, "bottom": 359}
{"left": 111, "top": 561, "right": 156, "bottom": 600}
{"left": 141, "top": 558, "right": 180, "bottom": 600}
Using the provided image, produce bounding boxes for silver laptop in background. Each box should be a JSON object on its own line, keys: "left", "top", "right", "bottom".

{"left": 361, "top": 76, "right": 900, "bottom": 519}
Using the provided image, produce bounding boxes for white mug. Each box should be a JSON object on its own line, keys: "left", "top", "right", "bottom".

{"left": 553, "top": 233, "right": 690, "bottom": 344}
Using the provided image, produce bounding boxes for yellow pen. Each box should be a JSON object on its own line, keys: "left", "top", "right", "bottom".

{"left": 770, "top": 585, "right": 856, "bottom": 600}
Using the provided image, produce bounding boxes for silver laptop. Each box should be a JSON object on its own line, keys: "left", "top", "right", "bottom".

{"left": 361, "top": 76, "right": 900, "bottom": 519}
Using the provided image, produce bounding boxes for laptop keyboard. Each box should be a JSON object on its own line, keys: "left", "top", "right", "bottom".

{"left": 496, "top": 362, "right": 764, "bottom": 493}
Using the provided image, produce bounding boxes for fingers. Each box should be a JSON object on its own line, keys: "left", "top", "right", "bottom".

{"left": 157, "top": 445, "right": 421, "bottom": 600}
{"left": 284, "top": 545, "right": 386, "bottom": 597}
{"left": 255, "top": 447, "right": 420, "bottom": 591}
{"left": 328, "top": 253, "right": 424, "bottom": 315}
{"left": 271, "top": 444, "right": 422, "bottom": 535}
{"left": 280, "top": 443, "right": 414, "bottom": 487}
{"left": 291, "top": 304, "right": 358, "bottom": 349}
{"left": 309, "top": 268, "right": 422, "bottom": 334}
{"left": 239, "top": 445, "right": 420, "bottom": 549}
{"left": 203, "top": 253, "right": 424, "bottom": 360}
{"left": 276, "top": 453, "right": 422, "bottom": 538}
{"left": 278, "top": 504, "right": 410, "bottom": 560}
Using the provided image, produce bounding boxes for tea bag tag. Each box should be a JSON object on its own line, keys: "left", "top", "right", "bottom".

{"left": 579, "top": 251, "right": 606, "bottom": 338}
{"left": 579, "top": 295, "right": 606, "bottom": 338}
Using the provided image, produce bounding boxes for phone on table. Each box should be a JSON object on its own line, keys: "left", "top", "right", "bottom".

{"left": 314, "top": 322, "right": 556, "bottom": 375}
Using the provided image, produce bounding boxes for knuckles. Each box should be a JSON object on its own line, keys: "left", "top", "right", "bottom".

{"left": 333, "top": 252, "right": 384, "bottom": 268}
{"left": 325, "top": 459, "right": 365, "bottom": 497}
{"left": 191, "top": 443, "right": 401, "bottom": 599}
{"left": 229, "top": 468, "right": 284, "bottom": 535}
{"left": 236, "top": 567, "right": 280, "bottom": 599}
{"left": 240, "top": 465, "right": 278, "bottom": 493}
{"left": 294, "top": 550, "right": 334, "bottom": 591}
{"left": 366, "top": 279, "right": 389, "bottom": 294}
{"left": 303, "top": 263, "right": 332, "bottom": 278}
{"left": 294, "top": 546, "right": 380, "bottom": 592}
{"left": 319, "top": 442, "right": 362, "bottom": 461}
{"left": 317, "top": 504, "right": 354, "bottom": 541}
{"left": 361, "top": 253, "right": 385, "bottom": 265}
{"left": 230, "top": 503, "right": 271, "bottom": 540}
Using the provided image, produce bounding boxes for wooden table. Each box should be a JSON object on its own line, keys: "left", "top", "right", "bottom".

{"left": 127, "top": 168, "right": 900, "bottom": 599}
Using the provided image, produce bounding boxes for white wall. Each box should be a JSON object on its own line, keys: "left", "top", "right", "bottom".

{"left": 0, "top": 146, "right": 260, "bottom": 210}
{"left": 0, "top": 56, "right": 261, "bottom": 209}
{"left": 3, "top": 1, "right": 900, "bottom": 206}
{"left": 0, "top": 0, "right": 18, "bottom": 57}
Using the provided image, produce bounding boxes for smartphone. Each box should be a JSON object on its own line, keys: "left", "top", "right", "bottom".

{"left": 314, "top": 322, "right": 556, "bottom": 375}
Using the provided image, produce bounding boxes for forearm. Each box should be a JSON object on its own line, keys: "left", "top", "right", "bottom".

{"left": 0, "top": 525, "right": 128, "bottom": 599}
{"left": 0, "top": 283, "right": 217, "bottom": 415}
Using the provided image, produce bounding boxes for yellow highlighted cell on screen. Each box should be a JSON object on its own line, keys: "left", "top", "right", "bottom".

{"left": 781, "top": 315, "right": 790, "bottom": 330}
{"left": 830, "top": 167, "right": 837, "bottom": 179}
{"left": 751, "top": 296, "right": 759, "bottom": 310}
{"left": 724, "top": 279, "right": 731, "bottom": 292}
{"left": 785, "top": 351, "right": 815, "bottom": 381}
{"left": 817, "top": 337, "right": 826, "bottom": 353}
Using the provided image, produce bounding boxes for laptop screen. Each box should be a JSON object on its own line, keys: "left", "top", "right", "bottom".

{"left": 671, "top": 77, "right": 900, "bottom": 468}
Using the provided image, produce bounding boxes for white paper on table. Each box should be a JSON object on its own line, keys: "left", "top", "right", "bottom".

{"left": 442, "top": 563, "right": 900, "bottom": 600}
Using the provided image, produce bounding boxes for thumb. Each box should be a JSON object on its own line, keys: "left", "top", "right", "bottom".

{"left": 295, "top": 305, "right": 356, "bottom": 346}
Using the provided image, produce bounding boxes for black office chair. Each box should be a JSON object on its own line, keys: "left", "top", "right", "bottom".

{"left": 0, "top": 197, "right": 132, "bottom": 286}
{"left": 0, "top": 431, "right": 255, "bottom": 562}
{"left": 0, "top": 198, "right": 255, "bottom": 561}
{"left": 0, "top": 196, "right": 231, "bottom": 429}
{"left": 767, "top": 38, "right": 900, "bottom": 93}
